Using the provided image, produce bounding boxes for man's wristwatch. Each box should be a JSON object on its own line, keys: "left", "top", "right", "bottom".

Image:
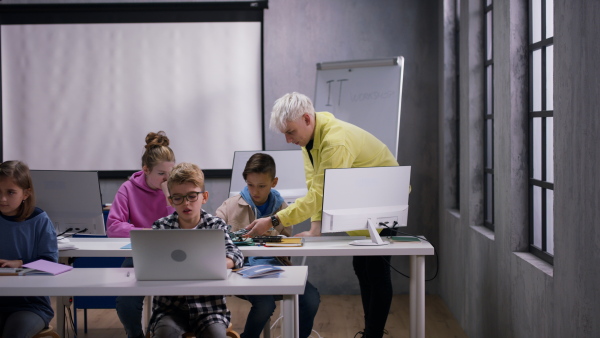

{"left": 270, "top": 215, "right": 280, "bottom": 227}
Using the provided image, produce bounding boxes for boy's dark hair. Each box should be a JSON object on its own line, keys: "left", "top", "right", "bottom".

{"left": 242, "top": 153, "right": 276, "bottom": 181}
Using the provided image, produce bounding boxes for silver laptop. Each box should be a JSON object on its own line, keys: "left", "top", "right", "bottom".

{"left": 130, "top": 229, "right": 228, "bottom": 281}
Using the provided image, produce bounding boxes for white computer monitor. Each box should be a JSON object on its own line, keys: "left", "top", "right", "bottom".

{"left": 321, "top": 166, "right": 411, "bottom": 246}
{"left": 229, "top": 150, "right": 307, "bottom": 205}
{"left": 30, "top": 170, "right": 106, "bottom": 236}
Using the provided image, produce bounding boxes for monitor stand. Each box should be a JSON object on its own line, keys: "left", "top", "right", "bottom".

{"left": 350, "top": 219, "right": 390, "bottom": 246}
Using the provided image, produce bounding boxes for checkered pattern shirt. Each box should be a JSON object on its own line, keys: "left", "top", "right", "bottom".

{"left": 148, "top": 210, "right": 245, "bottom": 333}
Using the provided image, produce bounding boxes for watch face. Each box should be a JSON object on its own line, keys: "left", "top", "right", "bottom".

{"left": 271, "top": 216, "right": 279, "bottom": 226}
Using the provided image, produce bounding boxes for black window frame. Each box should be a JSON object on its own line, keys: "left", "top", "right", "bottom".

{"left": 483, "top": 0, "right": 494, "bottom": 231}
{"left": 528, "top": 0, "right": 554, "bottom": 264}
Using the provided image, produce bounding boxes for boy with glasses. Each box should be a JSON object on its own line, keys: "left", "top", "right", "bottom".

{"left": 148, "top": 162, "right": 244, "bottom": 338}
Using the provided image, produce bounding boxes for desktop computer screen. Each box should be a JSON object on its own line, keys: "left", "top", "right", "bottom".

{"left": 321, "top": 166, "right": 411, "bottom": 245}
{"left": 30, "top": 170, "right": 105, "bottom": 236}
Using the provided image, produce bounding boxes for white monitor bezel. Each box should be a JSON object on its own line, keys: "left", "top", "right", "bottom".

{"left": 321, "top": 166, "right": 411, "bottom": 245}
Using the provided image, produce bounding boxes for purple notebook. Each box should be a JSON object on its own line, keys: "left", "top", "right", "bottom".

{"left": 22, "top": 259, "right": 73, "bottom": 275}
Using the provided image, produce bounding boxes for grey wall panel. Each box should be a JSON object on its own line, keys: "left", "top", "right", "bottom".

{"left": 554, "top": 1, "right": 600, "bottom": 337}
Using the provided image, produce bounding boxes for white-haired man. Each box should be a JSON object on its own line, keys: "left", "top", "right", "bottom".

{"left": 245, "top": 92, "right": 398, "bottom": 338}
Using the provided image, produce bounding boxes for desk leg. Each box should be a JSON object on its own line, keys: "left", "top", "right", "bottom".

{"left": 280, "top": 294, "right": 299, "bottom": 338}
{"left": 410, "top": 255, "right": 425, "bottom": 338}
{"left": 56, "top": 296, "right": 68, "bottom": 337}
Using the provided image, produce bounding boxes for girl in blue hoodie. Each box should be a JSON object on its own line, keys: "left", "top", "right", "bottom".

{"left": 0, "top": 161, "right": 58, "bottom": 338}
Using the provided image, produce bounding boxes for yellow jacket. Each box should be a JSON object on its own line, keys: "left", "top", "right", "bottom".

{"left": 277, "top": 112, "right": 398, "bottom": 234}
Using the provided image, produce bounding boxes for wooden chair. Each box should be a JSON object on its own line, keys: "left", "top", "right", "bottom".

{"left": 0, "top": 325, "right": 59, "bottom": 338}
{"left": 32, "top": 326, "right": 60, "bottom": 338}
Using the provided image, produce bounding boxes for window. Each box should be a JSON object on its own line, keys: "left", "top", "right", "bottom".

{"left": 484, "top": 0, "right": 494, "bottom": 230}
{"left": 529, "top": 0, "right": 554, "bottom": 264}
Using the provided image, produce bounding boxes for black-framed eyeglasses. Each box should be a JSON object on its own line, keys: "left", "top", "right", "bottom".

{"left": 169, "top": 191, "right": 204, "bottom": 205}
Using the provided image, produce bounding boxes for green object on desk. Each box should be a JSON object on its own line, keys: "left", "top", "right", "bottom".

{"left": 391, "top": 236, "right": 421, "bottom": 242}
{"left": 234, "top": 241, "right": 255, "bottom": 246}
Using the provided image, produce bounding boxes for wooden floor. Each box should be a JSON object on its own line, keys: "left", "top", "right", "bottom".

{"left": 50, "top": 295, "right": 467, "bottom": 338}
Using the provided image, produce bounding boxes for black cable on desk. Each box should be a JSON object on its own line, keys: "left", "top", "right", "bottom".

{"left": 378, "top": 222, "right": 439, "bottom": 282}
{"left": 62, "top": 228, "right": 88, "bottom": 238}
{"left": 57, "top": 228, "right": 73, "bottom": 237}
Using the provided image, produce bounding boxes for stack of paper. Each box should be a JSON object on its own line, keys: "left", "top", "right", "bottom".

{"left": 236, "top": 265, "right": 284, "bottom": 278}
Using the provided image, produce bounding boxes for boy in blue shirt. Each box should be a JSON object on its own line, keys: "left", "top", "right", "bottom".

{"left": 216, "top": 153, "right": 320, "bottom": 338}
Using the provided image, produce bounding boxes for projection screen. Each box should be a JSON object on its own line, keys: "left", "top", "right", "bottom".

{"left": 1, "top": 4, "right": 264, "bottom": 174}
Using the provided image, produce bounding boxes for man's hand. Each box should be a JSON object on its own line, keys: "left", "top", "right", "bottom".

{"left": 294, "top": 221, "right": 322, "bottom": 237}
{"left": 245, "top": 217, "right": 272, "bottom": 237}
{"left": 0, "top": 259, "right": 23, "bottom": 268}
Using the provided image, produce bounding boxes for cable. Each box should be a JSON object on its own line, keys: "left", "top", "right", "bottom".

{"left": 65, "top": 298, "right": 77, "bottom": 338}
{"left": 378, "top": 222, "right": 439, "bottom": 282}
{"left": 62, "top": 228, "right": 88, "bottom": 238}
{"left": 57, "top": 228, "right": 73, "bottom": 237}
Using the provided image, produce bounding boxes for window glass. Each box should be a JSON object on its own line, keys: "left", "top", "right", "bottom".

{"left": 546, "top": 0, "right": 554, "bottom": 38}
{"left": 531, "top": 0, "right": 542, "bottom": 43}
{"left": 532, "top": 49, "right": 542, "bottom": 111}
{"left": 546, "top": 45, "right": 554, "bottom": 110}
{"left": 546, "top": 189, "right": 554, "bottom": 254}
{"left": 533, "top": 118, "right": 542, "bottom": 180}
{"left": 546, "top": 117, "right": 554, "bottom": 182}
{"left": 533, "top": 186, "right": 542, "bottom": 248}
{"left": 486, "top": 11, "right": 493, "bottom": 59}
{"left": 487, "top": 65, "right": 493, "bottom": 115}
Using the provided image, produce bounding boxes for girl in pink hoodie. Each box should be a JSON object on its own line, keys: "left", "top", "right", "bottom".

{"left": 106, "top": 131, "right": 175, "bottom": 338}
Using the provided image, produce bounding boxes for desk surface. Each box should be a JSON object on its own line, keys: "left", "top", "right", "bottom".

{"left": 59, "top": 237, "right": 434, "bottom": 257}
{"left": 0, "top": 266, "right": 307, "bottom": 297}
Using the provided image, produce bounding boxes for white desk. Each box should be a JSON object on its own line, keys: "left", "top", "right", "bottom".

{"left": 60, "top": 237, "right": 434, "bottom": 338}
{"left": 0, "top": 266, "right": 307, "bottom": 338}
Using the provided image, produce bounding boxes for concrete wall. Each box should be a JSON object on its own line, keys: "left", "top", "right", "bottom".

{"left": 553, "top": 1, "right": 600, "bottom": 336}
{"left": 438, "top": 0, "right": 600, "bottom": 337}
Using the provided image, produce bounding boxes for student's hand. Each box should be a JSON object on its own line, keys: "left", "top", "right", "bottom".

{"left": 294, "top": 221, "right": 322, "bottom": 237}
{"left": 160, "top": 181, "right": 170, "bottom": 206}
{"left": 245, "top": 217, "right": 271, "bottom": 238}
{"left": 226, "top": 257, "right": 235, "bottom": 269}
{"left": 0, "top": 259, "right": 23, "bottom": 268}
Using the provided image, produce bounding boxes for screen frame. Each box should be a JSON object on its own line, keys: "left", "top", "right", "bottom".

{"left": 0, "top": 1, "right": 268, "bottom": 179}
{"left": 321, "top": 166, "right": 411, "bottom": 235}
{"left": 30, "top": 169, "right": 106, "bottom": 236}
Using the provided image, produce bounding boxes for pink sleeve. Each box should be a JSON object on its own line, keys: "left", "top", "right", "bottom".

{"left": 106, "top": 190, "right": 135, "bottom": 238}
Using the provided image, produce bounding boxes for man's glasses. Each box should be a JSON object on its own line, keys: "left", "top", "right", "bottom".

{"left": 169, "top": 191, "right": 204, "bottom": 205}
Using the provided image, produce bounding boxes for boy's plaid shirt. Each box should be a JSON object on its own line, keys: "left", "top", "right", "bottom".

{"left": 148, "top": 210, "right": 244, "bottom": 333}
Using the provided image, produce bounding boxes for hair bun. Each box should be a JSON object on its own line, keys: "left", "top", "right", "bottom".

{"left": 145, "top": 131, "right": 170, "bottom": 150}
